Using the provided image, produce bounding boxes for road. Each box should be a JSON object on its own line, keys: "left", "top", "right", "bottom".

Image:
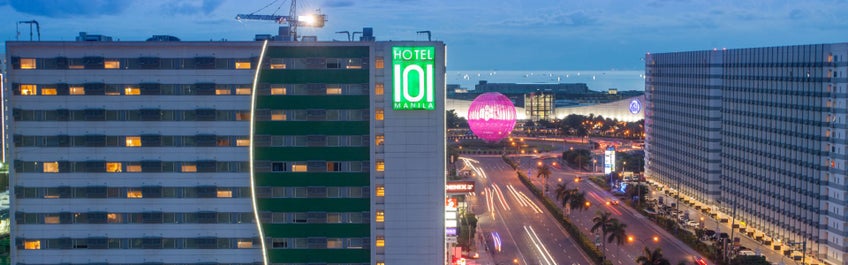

{"left": 504, "top": 154, "right": 707, "bottom": 265}
{"left": 463, "top": 156, "right": 593, "bottom": 265}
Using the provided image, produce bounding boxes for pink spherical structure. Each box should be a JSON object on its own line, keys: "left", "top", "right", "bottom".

{"left": 467, "top": 92, "right": 517, "bottom": 143}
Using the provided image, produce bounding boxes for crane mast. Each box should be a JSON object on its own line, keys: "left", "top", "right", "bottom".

{"left": 235, "top": 0, "right": 326, "bottom": 41}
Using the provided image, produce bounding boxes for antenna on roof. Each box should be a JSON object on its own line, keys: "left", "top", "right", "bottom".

{"left": 417, "top": 30, "right": 431, "bottom": 41}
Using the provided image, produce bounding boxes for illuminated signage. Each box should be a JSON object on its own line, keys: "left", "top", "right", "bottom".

{"left": 392, "top": 46, "right": 435, "bottom": 110}
{"left": 604, "top": 146, "right": 616, "bottom": 175}
{"left": 629, "top": 99, "right": 641, "bottom": 114}
{"left": 446, "top": 227, "right": 457, "bottom": 236}
{"left": 446, "top": 181, "right": 475, "bottom": 193}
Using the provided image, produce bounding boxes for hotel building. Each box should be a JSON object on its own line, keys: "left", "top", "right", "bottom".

{"left": 6, "top": 35, "right": 446, "bottom": 265}
{"left": 646, "top": 43, "right": 848, "bottom": 264}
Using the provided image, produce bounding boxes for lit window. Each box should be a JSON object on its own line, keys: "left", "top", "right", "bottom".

{"left": 327, "top": 162, "right": 342, "bottom": 172}
{"left": 24, "top": 240, "right": 40, "bottom": 250}
{"left": 376, "top": 135, "right": 384, "bottom": 146}
{"left": 236, "top": 88, "right": 251, "bottom": 95}
{"left": 377, "top": 262, "right": 385, "bottom": 265}
{"left": 270, "top": 63, "right": 286, "bottom": 69}
{"left": 292, "top": 163, "right": 307, "bottom": 172}
{"left": 69, "top": 86, "right": 85, "bottom": 95}
{"left": 376, "top": 210, "right": 385, "bottom": 222}
{"left": 181, "top": 163, "right": 197, "bottom": 173}
{"left": 326, "top": 87, "right": 342, "bottom": 95}
{"left": 41, "top": 88, "right": 57, "bottom": 96}
{"left": 44, "top": 216, "right": 60, "bottom": 224}
{"left": 217, "top": 189, "right": 233, "bottom": 198}
{"left": 271, "top": 87, "right": 287, "bottom": 95}
{"left": 69, "top": 64, "right": 84, "bottom": 69}
{"left": 20, "top": 84, "right": 36, "bottom": 96}
{"left": 126, "top": 136, "right": 142, "bottom": 147}
{"left": 104, "top": 60, "right": 120, "bottom": 69}
{"left": 107, "top": 213, "right": 122, "bottom": 223}
{"left": 236, "top": 139, "right": 250, "bottom": 146}
{"left": 376, "top": 160, "right": 385, "bottom": 172}
{"left": 235, "top": 61, "right": 252, "bottom": 69}
{"left": 126, "top": 164, "right": 142, "bottom": 172}
{"left": 375, "top": 236, "right": 385, "bottom": 247}
{"left": 236, "top": 112, "right": 251, "bottom": 121}
{"left": 106, "top": 162, "right": 122, "bottom": 173}
{"left": 376, "top": 185, "right": 385, "bottom": 197}
{"left": 375, "top": 57, "right": 384, "bottom": 69}
{"left": 375, "top": 83, "right": 384, "bottom": 95}
{"left": 237, "top": 240, "right": 253, "bottom": 248}
{"left": 43, "top": 162, "right": 59, "bottom": 173}
{"left": 327, "top": 238, "right": 343, "bottom": 248}
{"left": 124, "top": 87, "right": 141, "bottom": 95}
{"left": 215, "top": 89, "right": 231, "bottom": 95}
{"left": 127, "top": 189, "right": 143, "bottom": 198}
{"left": 375, "top": 108, "right": 384, "bottom": 121}
{"left": 346, "top": 65, "right": 362, "bottom": 69}
{"left": 20, "top": 58, "right": 36, "bottom": 69}
{"left": 271, "top": 110, "right": 287, "bottom": 121}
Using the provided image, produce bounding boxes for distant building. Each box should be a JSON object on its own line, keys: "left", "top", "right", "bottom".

{"left": 447, "top": 81, "right": 644, "bottom": 121}
{"left": 6, "top": 32, "right": 446, "bottom": 265}
{"left": 646, "top": 44, "right": 847, "bottom": 264}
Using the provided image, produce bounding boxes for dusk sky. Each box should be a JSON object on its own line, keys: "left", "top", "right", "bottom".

{"left": 1, "top": 0, "right": 847, "bottom": 70}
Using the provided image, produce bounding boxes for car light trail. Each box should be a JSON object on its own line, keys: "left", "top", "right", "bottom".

{"left": 524, "top": 225, "right": 557, "bottom": 265}
{"left": 506, "top": 184, "right": 543, "bottom": 214}
{"left": 484, "top": 187, "right": 496, "bottom": 216}
{"left": 491, "top": 231, "right": 503, "bottom": 252}
{"left": 587, "top": 191, "right": 622, "bottom": 215}
{"left": 491, "top": 184, "right": 511, "bottom": 211}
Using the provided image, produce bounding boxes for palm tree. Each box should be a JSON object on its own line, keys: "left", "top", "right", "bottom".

{"left": 565, "top": 190, "right": 587, "bottom": 214}
{"left": 636, "top": 247, "right": 671, "bottom": 265}
{"left": 554, "top": 182, "right": 571, "bottom": 202}
{"left": 591, "top": 211, "right": 613, "bottom": 257}
{"left": 605, "top": 219, "right": 628, "bottom": 248}
{"left": 536, "top": 163, "right": 552, "bottom": 192}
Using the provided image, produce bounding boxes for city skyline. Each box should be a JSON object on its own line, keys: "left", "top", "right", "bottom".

{"left": 0, "top": 0, "right": 846, "bottom": 70}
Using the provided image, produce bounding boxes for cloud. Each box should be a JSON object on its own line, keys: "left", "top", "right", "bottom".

{"left": 162, "top": 0, "right": 223, "bottom": 15}
{"left": 499, "top": 10, "right": 599, "bottom": 27}
{"left": 325, "top": 0, "right": 354, "bottom": 8}
{"left": 8, "top": 0, "right": 131, "bottom": 18}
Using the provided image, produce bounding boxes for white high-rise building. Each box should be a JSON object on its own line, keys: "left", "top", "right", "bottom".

{"left": 646, "top": 43, "right": 848, "bottom": 264}
{"left": 6, "top": 33, "right": 446, "bottom": 265}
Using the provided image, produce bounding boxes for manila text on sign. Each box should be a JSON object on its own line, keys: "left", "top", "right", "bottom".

{"left": 392, "top": 46, "right": 436, "bottom": 110}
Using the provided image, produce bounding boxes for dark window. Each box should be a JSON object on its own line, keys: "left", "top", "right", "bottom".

{"left": 142, "top": 186, "right": 162, "bottom": 198}
{"left": 196, "top": 186, "right": 216, "bottom": 198}
{"left": 140, "top": 109, "right": 161, "bottom": 121}
{"left": 195, "top": 83, "right": 215, "bottom": 95}
{"left": 140, "top": 83, "right": 161, "bottom": 95}
{"left": 196, "top": 109, "right": 216, "bottom": 121}
{"left": 194, "top": 57, "right": 215, "bottom": 69}
{"left": 139, "top": 57, "right": 160, "bottom": 69}
{"left": 83, "top": 56, "right": 105, "bottom": 69}
{"left": 272, "top": 162, "right": 286, "bottom": 172}
{"left": 196, "top": 135, "right": 217, "bottom": 147}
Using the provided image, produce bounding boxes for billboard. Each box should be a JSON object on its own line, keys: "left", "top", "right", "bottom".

{"left": 604, "top": 146, "right": 616, "bottom": 174}
{"left": 392, "top": 46, "right": 435, "bottom": 110}
{"left": 446, "top": 181, "right": 475, "bottom": 193}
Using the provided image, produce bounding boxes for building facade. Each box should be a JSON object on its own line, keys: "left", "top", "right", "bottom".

{"left": 6, "top": 38, "right": 446, "bottom": 265}
{"left": 646, "top": 43, "right": 848, "bottom": 264}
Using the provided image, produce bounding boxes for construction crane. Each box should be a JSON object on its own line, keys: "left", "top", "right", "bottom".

{"left": 16, "top": 20, "right": 40, "bottom": 41}
{"left": 236, "top": 0, "right": 326, "bottom": 41}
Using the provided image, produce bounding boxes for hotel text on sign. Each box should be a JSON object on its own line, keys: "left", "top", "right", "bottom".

{"left": 392, "top": 46, "right": 435, "bottom": 110}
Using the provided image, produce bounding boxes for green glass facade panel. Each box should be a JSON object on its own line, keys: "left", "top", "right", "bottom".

{"left": 267, "top": 249, "right": 370, "bottom": 263}
{"left": 255, "top": 147, "right": 368, "bottom": 160}
{"left": 262, "top": 224, "right": 369, "bottom": 237}
{"left": 258, "top": 198, "right": 369, "bottom": 212}
{"left": 257, "top": 95, "right": 369, "bottom": 109}
{"left": 254, "top": 173, "right": 369, "bottom": 186}
{"left": 254, "top": 121, "right": 369, "bottom": 135}
{"left": 265, "top": 46, "right": 369, "bottom": 58}
{"left": 259, "top": 69, "right": 369, "bottom": 84}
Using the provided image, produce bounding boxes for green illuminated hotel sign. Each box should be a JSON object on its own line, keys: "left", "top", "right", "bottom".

{"left": 393, "top": 46, "right": 435, "bottom": 110}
